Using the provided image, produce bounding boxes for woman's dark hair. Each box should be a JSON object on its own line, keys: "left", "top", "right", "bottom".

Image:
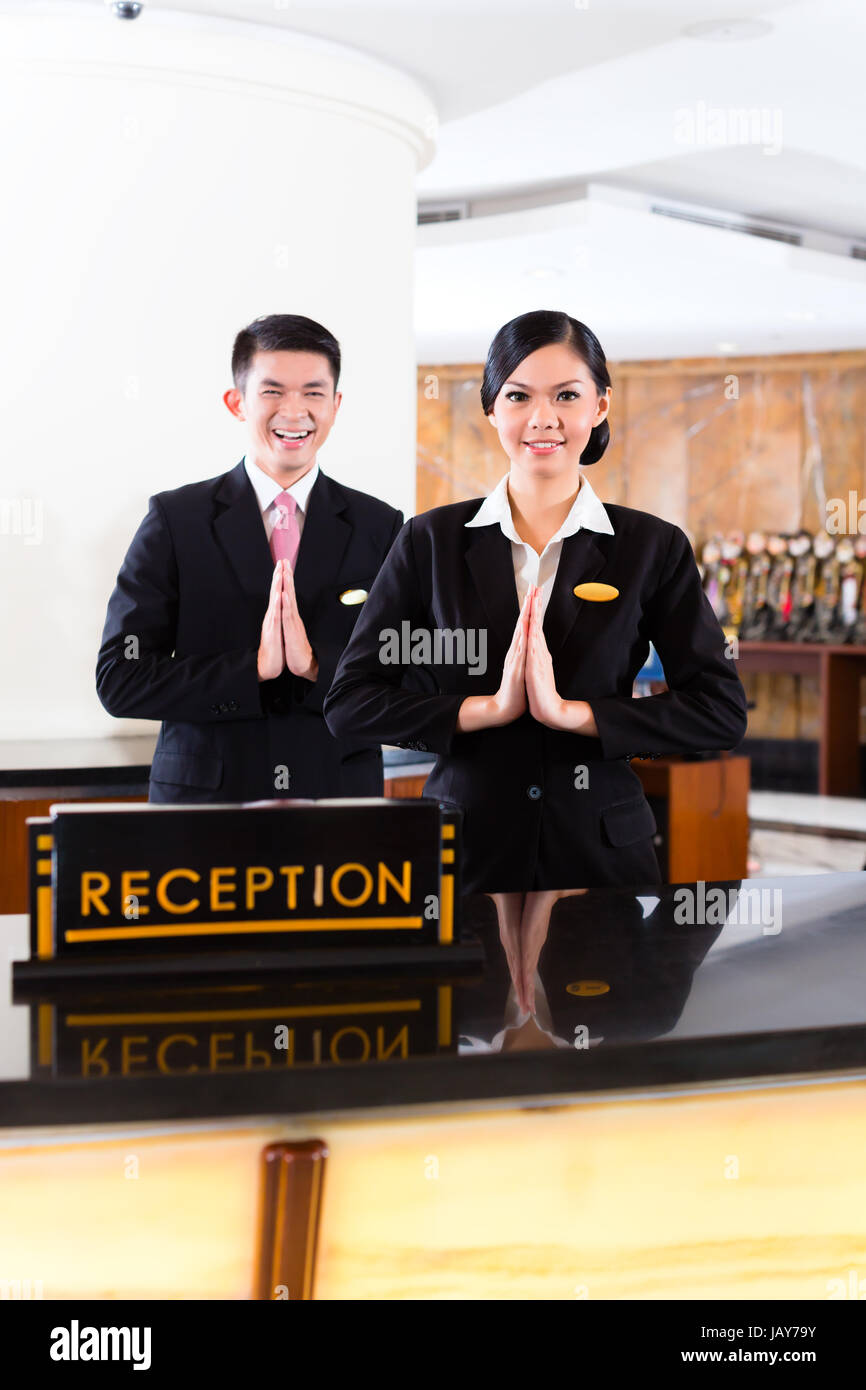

{"left": 232, "top": 314, "right": 341, "bottom": 394}
{"left": 480, "top": 309, "right": 611, "bottom": 466}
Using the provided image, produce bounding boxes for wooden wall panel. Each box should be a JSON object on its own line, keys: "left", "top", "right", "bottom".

{"left": 616, "top": 371, "right": 689, "bottom": 527}
{"left": 812, "top": 366, "right": 866, "bottom": 534}
{"left": 417, "top": 365, "right": 503, "bottom": 508}
{"left": 418, "top": 349, "right": 866, "bottom": 535}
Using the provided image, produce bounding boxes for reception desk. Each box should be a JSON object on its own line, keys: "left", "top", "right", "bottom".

{"left": 1, "top": 870, "right": 865, "bottom": 1301}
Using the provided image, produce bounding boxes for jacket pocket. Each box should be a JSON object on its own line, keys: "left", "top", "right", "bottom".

{"left": 149, "top": 751, "right": 223, "bottom": 790}
{"left": 600, "top": 794, "right": 657, "bottom": 847}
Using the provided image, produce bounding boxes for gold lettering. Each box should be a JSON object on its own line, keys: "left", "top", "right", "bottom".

{"left": 245, "top": 866, "right": 274, "bottom": 909}
{"left": 156, "top": 868, "right": 200, "bottom": 914}
{"left": 156, "top": 1034, "right": 198, "bottom": 1074}
{"left": 120, "top": 870, "right": 150, "bottom": 917}
{"left": 209, "top": 1032, "right": 235, "bottom": 1070}
{"left": 313, "top": 864, "right": 324, "bottom": 907}
{"left": 329, "top": 1026, "right": 371, "bottom": 1063}
{"left": 81, "top": 1037, "right": 109, "bottom": 1076}
{"left": 331, "top": 862, "right": 373, "bottom": 908}
{"left": 210, "top": 867, "right": 237, "bottom": 912}
{"left": 244, "top": 1031, "right": 273, "bottom": 1068}
{"left": 377, "top": 1025, "right": 409, "bottom": 1060}
{"left": 121, "top": 1035, "right": 149, "bottom": 1075}
{"left": 278, "top": 866, "right": 304, "bottom": 910}
{"left": 80, "top": 872, "right": 110, "bottom": 917}
{"left": 312, "top": 1028, "right": 322, "bottom": 1064}
{"left": 377, "top": 861, "right": 412, "bottom": 904}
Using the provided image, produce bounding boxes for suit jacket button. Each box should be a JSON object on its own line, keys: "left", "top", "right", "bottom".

{"left": 272, "top": 696, "right": 285, "bottom": 713}
{"left": 210, "top": 703, "right": 220, "bottom": 713}
{"left": 527, "top": 784, "right": 542, "bottom": 800}
{"left": 228, "top": 700, "right": 239, "bottom": 711}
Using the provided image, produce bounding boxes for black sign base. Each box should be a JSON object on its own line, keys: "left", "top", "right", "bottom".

{"left": 12, "top": 937, "right": 484, "bottom": 995}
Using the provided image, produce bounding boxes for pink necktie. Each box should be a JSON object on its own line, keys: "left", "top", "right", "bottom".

{"left": 270, "top": 491, "right": 300, "bottom": 570}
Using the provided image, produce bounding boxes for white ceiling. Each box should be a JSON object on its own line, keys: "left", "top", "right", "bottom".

{"left": 415, "top": 185, "right": 866, "bottom": 362}
{"left": 416, "top": 0, "right": 866, "bottom": 219}
{"left": 55, "top": 0, "right": 800, "bottom": 123}
{"left": 47, "top": 0, "right": 866, "bottom": 359}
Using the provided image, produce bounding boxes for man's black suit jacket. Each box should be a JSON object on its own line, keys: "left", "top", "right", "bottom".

{"left": 324, "top": 500, "right": 749, "bottom": 892}
{"left": 96, "top": 461, "right": 403, "bottom": 802}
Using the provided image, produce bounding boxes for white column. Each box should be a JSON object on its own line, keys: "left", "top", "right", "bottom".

{"left": 0, "top": 2, "right": 435, "bottom": 737}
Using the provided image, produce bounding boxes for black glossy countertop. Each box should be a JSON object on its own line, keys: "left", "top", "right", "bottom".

{"left": 2, "top": 871, "right": 865, "bottom": 1128}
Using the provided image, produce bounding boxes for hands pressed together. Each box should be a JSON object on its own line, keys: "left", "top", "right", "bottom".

{"left": 492, "top": 888, "right": 589, "bottom": 1017}
{"left": 257, "top": 560, "right": 318, "bottom": 683}
{"left": 457, "top": 586, "right": 598, "bottom": 735}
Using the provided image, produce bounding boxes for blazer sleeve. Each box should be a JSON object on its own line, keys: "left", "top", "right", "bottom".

{"left": 586, "top": 524, "right": 748, "bottom": 759}
{"left": 95, "top": 495, "right": 265, "bottom": 723}
{"left": 323, "top": 516, "right": 465, "bottom": 754}
{"left": 292, "top": 507, "right": 406, "bottom": 715}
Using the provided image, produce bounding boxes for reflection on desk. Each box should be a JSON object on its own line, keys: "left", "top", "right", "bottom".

{"left": 3, "top": 871, "right": 866, "bottom": 1122}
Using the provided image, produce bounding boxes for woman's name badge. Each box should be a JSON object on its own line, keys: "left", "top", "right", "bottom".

{"left": 573, "top": 582, "right": 619, "bottom": 602}
{"left": 339, "top": 588, "right": 368, "bottom": 606}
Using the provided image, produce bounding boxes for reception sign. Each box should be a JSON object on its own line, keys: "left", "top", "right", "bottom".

{"left": 26, "top": 798, "right": 461, "bottom": 964}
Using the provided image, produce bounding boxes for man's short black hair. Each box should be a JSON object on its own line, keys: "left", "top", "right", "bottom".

{"left": 231, "top": 314, "right": 341, "bottom": 393}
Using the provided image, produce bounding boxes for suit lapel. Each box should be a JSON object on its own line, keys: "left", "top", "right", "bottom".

{"left": 465, "top": 523, "right": 617, "bottom": 657}
{"left": 543, "top": 529, "right": 615, "bottom": 657}
{"left": 212, "top": 461, "right": 274, "bottom": 598}
{"left": 465, "top": 525, "right": 521, "bottom": 652}
{"left": 291, "top": 470, "right": 352, "bottom": 611}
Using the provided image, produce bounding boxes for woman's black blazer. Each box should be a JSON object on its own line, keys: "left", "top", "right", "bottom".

{"left": 323, "top": 497, "right": 749, "bottom": 893}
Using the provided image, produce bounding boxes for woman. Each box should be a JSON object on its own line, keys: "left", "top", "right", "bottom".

{"left": 324, "top": 310, "right": 748, "bottom": 893}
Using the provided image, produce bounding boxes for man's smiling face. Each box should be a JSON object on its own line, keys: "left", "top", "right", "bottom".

{"left": 223, "top": 349, "right": 341, "bottom": 482}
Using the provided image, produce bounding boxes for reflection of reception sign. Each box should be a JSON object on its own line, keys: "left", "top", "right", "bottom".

{"left": 28, "top": 978, "right": 456, "bottom": 1079}
{"left": 25, "top": 799, "right": 461, "bottom": 967}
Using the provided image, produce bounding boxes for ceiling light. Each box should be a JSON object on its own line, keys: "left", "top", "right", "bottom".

{"left": 683, "top": 18, "right": 773, "bottom": 42}
{"left": 525, "top": 267, "right": 562, "bottom": 280}
{"left": 717, "top": 342, "right": 738, "bottom": 353}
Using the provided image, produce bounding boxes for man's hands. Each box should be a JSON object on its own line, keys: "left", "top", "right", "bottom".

{"left": 457, "top": 585, "right": 598, "bottom": 734}
{"left": 280, "top": 560, "right": 318, "bottom": 681}
{"left": 257, "top": 560, "right": 319, "bottom": 683}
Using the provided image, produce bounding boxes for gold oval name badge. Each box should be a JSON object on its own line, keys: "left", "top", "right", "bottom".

{"left": 339, "top": 588, "right": 368, "bottom": 606}
{"left": 573, "top": 582, "right": 619, "bottom": 601}
{"left": 566, "top": 980, "right": 610, "bottom": 997}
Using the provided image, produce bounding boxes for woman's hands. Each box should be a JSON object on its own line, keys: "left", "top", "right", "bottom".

{"left": 457, "top": 585, "right": 599, "bottom": 733}
{"left": 456, "top": 589, "right": 531, "bottom": 732}
{"left": 491, "top": 588, "right": 531, "bottom": 724}
{"left": 488, "top": 888, "right": 589, "bottom": 1017}
{"left": 524, "top": 586, "right": 566, "bottom": 729}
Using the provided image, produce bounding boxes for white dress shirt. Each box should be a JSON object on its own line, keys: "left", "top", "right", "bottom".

{"left": 464, "top": 470, "right": 614, "bottom": 619}
{"left": 243, "top": 455, "right": 319, "bottom": 545}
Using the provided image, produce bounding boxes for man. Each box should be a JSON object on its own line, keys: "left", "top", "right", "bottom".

{"left": 96, "top": 314, "right": 403, "bottom": 802}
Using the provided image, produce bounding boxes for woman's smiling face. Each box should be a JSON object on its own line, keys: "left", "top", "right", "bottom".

{"left": 487, "top": 341, "right": 610, "bottom": 478}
